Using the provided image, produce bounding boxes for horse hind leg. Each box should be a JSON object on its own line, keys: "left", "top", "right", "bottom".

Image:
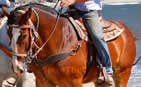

{"left": 94, "top": 64, "right": 132, "bottom": 87}
{"left": 94, "top": 79, "right": 115, "bottom": 87}
{"left": 113, "top": 66, "right": 132, "bottom": 87}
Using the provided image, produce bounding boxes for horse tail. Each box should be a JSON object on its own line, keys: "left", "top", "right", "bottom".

{"left": 133, "top": 56, "right": 141, "bottom": 66}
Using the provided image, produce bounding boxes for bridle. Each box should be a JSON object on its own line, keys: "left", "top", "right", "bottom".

{"left": 9, "top": 18, "right": 38, "bottom": 58}
{"left": 9, "top": 7, "right": 60, "bottom": 61}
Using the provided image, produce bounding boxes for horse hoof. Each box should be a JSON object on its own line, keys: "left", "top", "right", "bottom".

{"left": 105, "top": 74, "right": 115, "bottom": 87}
{"left": 97, "top": 76, "right": 105, "bottom": 84}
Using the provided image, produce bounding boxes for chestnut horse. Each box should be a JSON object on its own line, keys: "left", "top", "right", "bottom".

{"left": 7, "top": 3, "right": 136, "bottom": 87}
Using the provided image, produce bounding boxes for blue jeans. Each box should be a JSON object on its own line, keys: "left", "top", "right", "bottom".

{"left": 78, "top": 10, "right": 113, "bottom": 73}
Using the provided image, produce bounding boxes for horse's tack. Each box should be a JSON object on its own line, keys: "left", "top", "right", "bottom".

{"left": 17, "top": 8, "right": 39, "bottom": 31}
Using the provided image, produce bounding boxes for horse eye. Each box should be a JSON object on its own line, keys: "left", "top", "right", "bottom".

{"left": 21, "top": 28, "right": 27, "bottom": 31}
{"left": 22, "top": 34, "right": 27, "bottom": 39}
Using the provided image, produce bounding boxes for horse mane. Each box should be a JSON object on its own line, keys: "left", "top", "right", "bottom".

{"left": 8, "top": 3, "right": 57, "bottom": 25}
{"left": 15, "top": 3, "right": 57, "bottom": 15}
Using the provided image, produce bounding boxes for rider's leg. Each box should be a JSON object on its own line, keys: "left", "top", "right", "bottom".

{"left": 78, "top": 10, "right": 113, "bottom": 74}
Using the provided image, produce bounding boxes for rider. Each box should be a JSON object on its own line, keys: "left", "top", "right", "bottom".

{"left": 60, "top": 0, "right": 113, "bottom": 80}
{"left": 0, "top": 0, "right": 15, "bottom": 17}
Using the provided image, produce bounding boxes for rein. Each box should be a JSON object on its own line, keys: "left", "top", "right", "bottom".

{"left": 31, "top": 9, "right": 61, "bottom": 58}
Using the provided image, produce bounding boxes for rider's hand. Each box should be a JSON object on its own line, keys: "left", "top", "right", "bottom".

{"left": 6, "top": 0, "right": 11, "bottom": 7}
{"left": 60, "top": 0, "right": 88, "bottom": 7}
{"left": 60, "top": 0, "right": 76, "bottom": 7}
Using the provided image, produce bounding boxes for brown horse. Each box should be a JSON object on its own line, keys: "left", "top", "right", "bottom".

{"left": 7, "top": 3, "right": 136, "bottom": 87}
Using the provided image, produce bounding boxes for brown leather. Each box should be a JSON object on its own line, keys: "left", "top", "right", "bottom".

{"left": 101, "top": 19, "right": 112, "bottom": 29}
{"left": 101, "top": 19, "right": 118, "bottom": 33}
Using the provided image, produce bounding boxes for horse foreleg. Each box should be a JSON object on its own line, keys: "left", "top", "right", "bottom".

{"left": 114, "top": 67, "right": 132, "bottom": 87}
{"left": 94, "top": 80, "right": 115, "bottom": 87}
{"left": 94, "top": 81, "right": 105, "bottom": 87}
{"left": 70, "top": 78, "right": 83, "bottom": 87}
{"left": 57, "top": 78, "right": 83, "bottom": 87}
{"left": 66, "top": 80, "right": 83, "bottom": 87}
{"left": 36, "top": 78, "right": 83, "bottom": 87}
{"left": 36, "top": 79, "right": 57, "bottom": 87}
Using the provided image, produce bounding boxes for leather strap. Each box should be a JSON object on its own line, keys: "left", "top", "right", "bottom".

{"left": 32, "top": 52, "right": 73, "bottom": 86}
{"left": 33, "top": 52, "right": 73, "bottom": 67}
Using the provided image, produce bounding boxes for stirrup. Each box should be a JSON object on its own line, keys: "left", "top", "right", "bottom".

{"left": 97, "top": 67, "right": 115, "bottom": 87}
{"left": 96, "top": 56, "right": 111, "bottom": 84}
{"left": 97, "top": 66, "right": 110, "bottom": 84}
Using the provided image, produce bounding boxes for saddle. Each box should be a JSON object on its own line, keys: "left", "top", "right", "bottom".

{"left": 65, "top": 6, "right": 123, "bottom": 42}
{"left": 67, "top": 15, "right": 123, "bottom": 42}
{"left": 100, "top": 16, "right": 124, "bottom": 41}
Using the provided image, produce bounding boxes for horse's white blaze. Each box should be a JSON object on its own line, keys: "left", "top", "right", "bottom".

{"left": 11, "top": 28, "right": 22, "bottom": 73}
{"left": 17, "top": 10, "right": 26, "bottom": 14}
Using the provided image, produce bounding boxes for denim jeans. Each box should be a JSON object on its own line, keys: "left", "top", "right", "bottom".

{"left": 78, "top": 10, "right": 113, "bottom": 73}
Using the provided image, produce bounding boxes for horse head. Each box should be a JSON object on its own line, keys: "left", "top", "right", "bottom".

{"left": 7, "top": 7, "right": 36, "bottom": 75}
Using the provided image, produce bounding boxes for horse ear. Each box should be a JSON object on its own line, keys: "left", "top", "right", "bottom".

{"left": 20, "top": 8, "right": 32, "bottom": 25}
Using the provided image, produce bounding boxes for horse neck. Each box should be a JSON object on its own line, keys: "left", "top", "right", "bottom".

{"left": 31, "top": 8, "right": 78, "bottom": 59}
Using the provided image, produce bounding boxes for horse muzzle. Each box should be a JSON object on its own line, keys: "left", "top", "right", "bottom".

{"left": 12, "top": 55, "right": 27, "bottom": 76}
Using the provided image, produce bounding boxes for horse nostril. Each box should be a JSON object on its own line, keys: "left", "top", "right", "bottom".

{"left": 19, "top": 69, "right": 24, "bottom": 73}
{"left": 17, "top": 66, "right": 24, "bottom": 74}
